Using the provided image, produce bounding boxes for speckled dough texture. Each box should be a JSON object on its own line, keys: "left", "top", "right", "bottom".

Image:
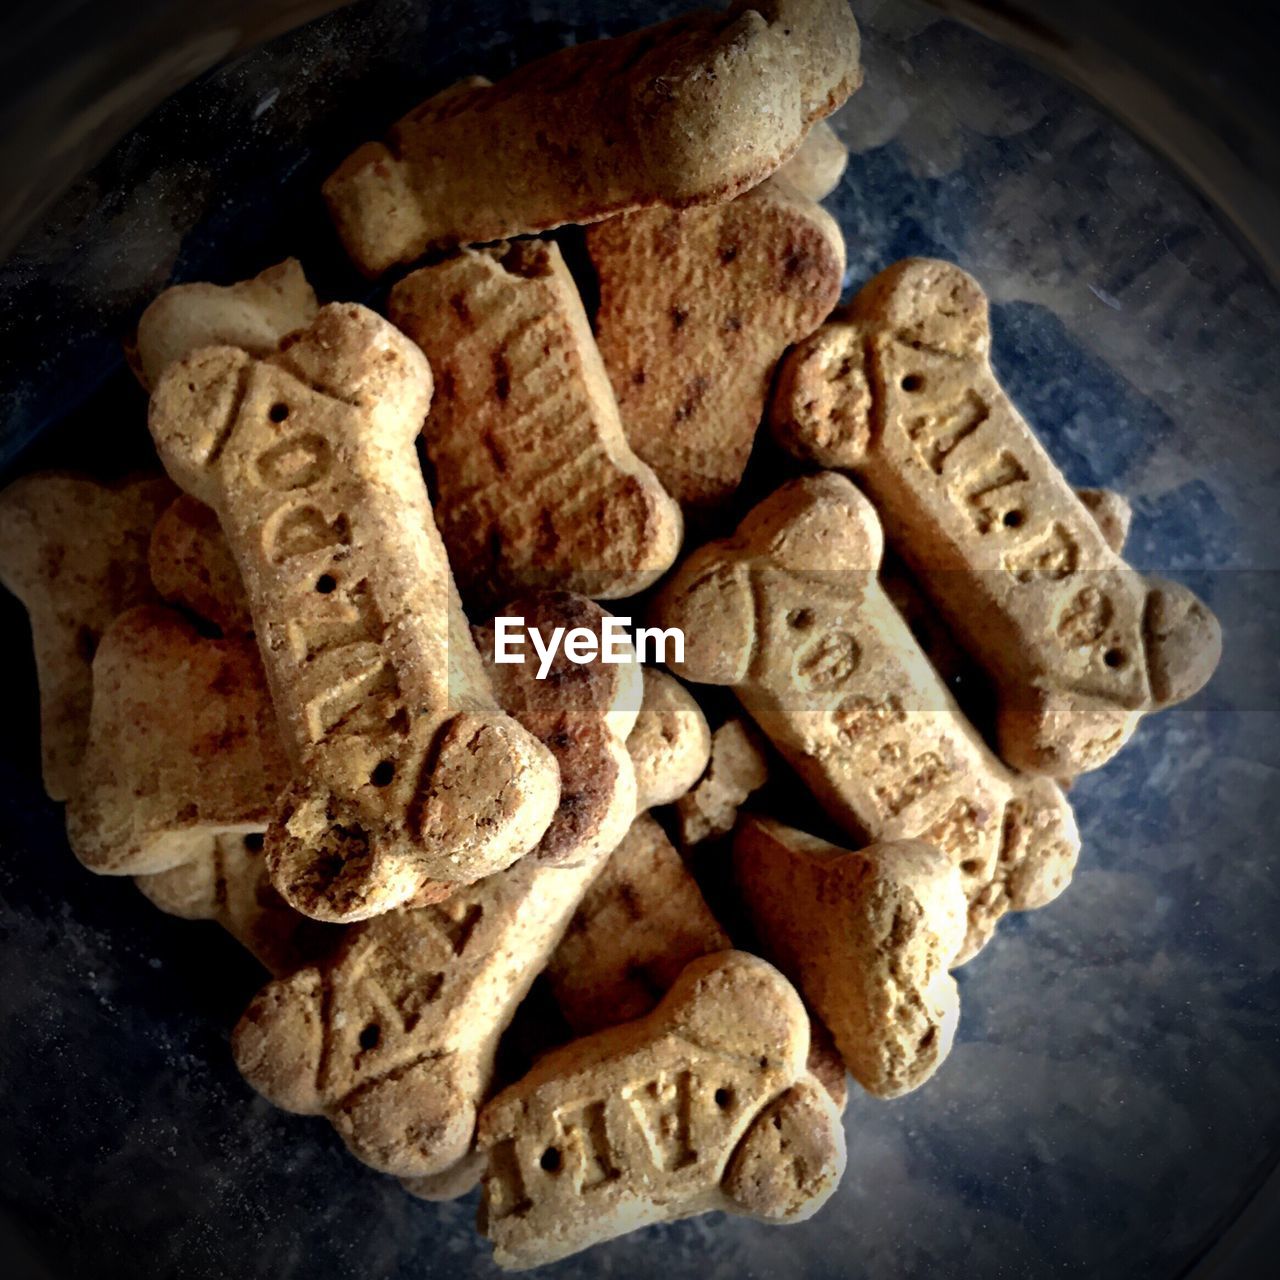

{"left": 389, "top": 239, "right": 682, "bottom": 602}
{"left": 323, "top": 0, "right": 862, "bottom": 275}
{"left": 65, "top": 605, "right": 289, "bottom": 876}
{"left": 674, "top": 717, "right": 770, "bottom": 845}
{"left": 588, "top": 175, "right": 845, "bottom": 513}
{"left": 735, "top": 816, "right": 966, "bottom": 1097}
{"left": 477, "top": 951, "right": 845, "bottom": 1269}
{"left": 233, "top": 840, "right": 612, "bottom": 1183}
{"left": 626, "top": 668, "right": 712, "bottom": 811}
{"left": 651, "top": 473, "right": 1079, "bottom": 961}
{"left": 772, "top": 258, "right": 1222, "bottom": 777}
{"left": 149, "top": 494, "right": 253, "bottom": 634}
{"left": 773, "top": 117, "right": 848, "bottom": 200}
{"left": 128, "top": 258, "right": 318, "bottom": 391}
{"left": 0, "top": 472, "right": 175, "bottom": 800}
{"left": 148, "top": 303, "right": 559, "bottom": 922}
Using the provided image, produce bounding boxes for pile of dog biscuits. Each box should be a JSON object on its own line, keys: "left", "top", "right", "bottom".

{"left": 0, "top": 0, "right": 1222, "bottom": 1269}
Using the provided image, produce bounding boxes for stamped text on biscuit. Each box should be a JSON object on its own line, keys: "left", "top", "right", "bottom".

{"left": 493, "top": 616, "right": 683, "bottom": 679}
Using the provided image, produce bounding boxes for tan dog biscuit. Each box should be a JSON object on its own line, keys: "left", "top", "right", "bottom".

{"left": 129, "top": 259, "right": 318, "bottom": 390}
{"left": 735, "top": 816, "right": 966, "bottom": 1097}
{"left": 65, "top": 604, "right": 288, "bottom": 875}
{"left": 674, "top": 718, "right": 770, "bottom": 845}
{"left": 324, "top": 1, "right": 862, "bottom": 276}
{"left": 548, "top": 813, "right": 730, "bottom": 1036}
{"left": 477, "top": 951, "right": 845, "bottom": 1268}
{"left": 136, "top": 833, "right": 336, "bottom": 976}
{"left": 772, "top": 258, "right": 1221, "bottom": 776}
{"left": 149, "top": 303, "right": 559, "bottom": 921}
{"left": 0, "top": 472, "right": 175, "bottom": 800}
{"left": 587, "top": 177, "right": 845, "bottom": 513}
{"left": 627, "top": 669, "right": 712, "bottom": 811}
{"left": 476, "top": 593, "right": 641, "bottom": 866}
{"left": 149, "top": 495, "right": 253, "bottom": 634}
{"left": 651, "top": 473, "right": 1079, "bottom": 961}
{"left": 233, "top": 843, "right": 611, "bottom": 1181}
{"left": 388, "top": 240, "right": 682, "bottom": 601}
{"left": 775, "top": 118, "right": 848, "bottom": 200}
{"left": 402, "top": 1149, "right": 488, "bottom": 1203}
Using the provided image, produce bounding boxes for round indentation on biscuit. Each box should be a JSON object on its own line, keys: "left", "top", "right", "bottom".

{"left": 540, "top": 1147, "right": 562, "bottom": 1174}
{"left": 960, "top": 857, "right": 983, "bottom": 875}
{"left": 715, "top": 1087, "right": 735, "bottom": 1111}
{"left": 901, "top": 373, "right": 925, "bottom": 392}
{"left": 1003, "top": 509, "right": 1025, "bottom": 528}
{"left": 243, "top": 833, "right": 265, "bottom": 853}
{"left": 787, "top": 608, "right": 815, "bottom": 630}
{"left": 359, "top": 1023, "right": 381, "bottom": 1051}
{"left": 369, "top": 760, "right": 396, "bottom": 788}
{"left": 1104, "top": 647, "right": 1128, "bottom": 669}
{"left": 315, "top": 573, "right": 337, "bottom": 594}
{"left": 269, "top": 402, "right": 290, "bottom": 423}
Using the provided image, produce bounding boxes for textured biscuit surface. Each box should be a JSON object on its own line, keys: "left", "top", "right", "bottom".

{"left": 477, "top": 951, "right": 844, "bottom": 1269}
{"left": 588, "top": 176, "right": 845, "bottom": 513}
{"left": 674, "top": 718, "right": 770, "bottom": 845}
{"left": 149, "top": 494, "right": 253, "bottom": 634}
{"left": 136, "top": 832, "right": 336, "bottom": 976}
{"left": 130, "top": 259, "right": 318, "bottom": 390}
{"left": 323, "top": 1, "right": 862, "bottom": 275}
{"left": 772, "top": 258, "right": 1221, "bottom": 777}
{"left": 626, "top": 668, "right": 712, "bottom": 812}
{"left": 233, "top": 842, "right": 611, "bottom": 1182}
{"left": 736, "top": 817, "right": 966, "bottom": 1097}
{"left": 65, "top": 605, "right": 289, "bottom": 876}
{"left": 651, "top": 473, "right": 1079, "bottom": 961}
{"left": 0, "top": 472, "right": 175, "bottom": 800}
{"left": 389, "top": 240, "right": 682, "bottom": 602}
{"left": 148, "top": 303, "right": 558, "bottom": 922}
{"left": 774, "top": 118, "right": 848, "bottom": 200}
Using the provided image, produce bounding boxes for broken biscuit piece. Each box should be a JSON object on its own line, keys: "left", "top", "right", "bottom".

{"left": 588, "top": 176, "right": 844, "bottom": 513}
{"left": 0, "top": 472, "right": 175, "bottom": 800}
{"left": 149, "top": 495, "right": 253, "bottom": 634}
{"left": 389, "top": 239, "right": 682, "bottom": 602}
{"left": 148, "top": 303, "right": 559, "bottom": 922}
{"left": 324, "top": 0, "right": 862, "bottom": 275}
{"left": 735, "top": 816, "right": 966, "bottom": 1097}
{"left": 651, "top": 473, "right": 1079, "bottom": 961}
{"left": 627, "top": 669, "right": 712, "bottom": 812}
{"left": 674, "top": 718, "right": 770, "bottom": 846}
{"left": 772, "top": 258, "right": 1221, "bottom": 777}
{"left": 477, "top": 951, "right": 845, "bottom": 1269}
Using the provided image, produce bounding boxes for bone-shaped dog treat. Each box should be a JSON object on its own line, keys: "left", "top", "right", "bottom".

{"left": 0, "top": 472, "right": 175, "bottom": 799}
{"left": 232, "top": 841, "right": 610, "bottom": 1180}
{"left": 627, "top": 669, "right": 712, "bottom": 812}
{"left": 771, "top": 259, "right": 1222, "bottom": 777}
{"left": 129, "top": 259, "right": 318, "bottom": 390}
{"left": 324, "top": 0, "right": 862, "bottom": 276}
{"left": 148, "top": 303, "right": 559, "bottom": 921}
{"left": 65, "top": 605, "right": 289, "bottom": 875}
{"left": 476, "top": 593, "right": 641, "bottom": 867}
{"left": 651, "top": 474, "right": 1079, "bottom": 961}
{"left": 735, "top": 816, "right": 966, "bottom": 1097}
{"left": 477, "top": 950, "right": 845, "bottom": 1269}
{"left": 587, "top": 176, "right": 845, "bottom": 513}
{"left": 774, "top": 118, "right": 848, "bottom": 200}
{"left": 136, "top": 832, "right": 336, "bottom": 976}
{"left": 674, "top": 718, "right": 770, "bottom": 845}
{"left": 149, "top": 495, "right": 253, "bottom": 634}
{"left": 388, "top": 240, "right": 682, "bottom": 602}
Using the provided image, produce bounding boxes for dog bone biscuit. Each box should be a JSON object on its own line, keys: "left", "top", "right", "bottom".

{"left": 674, "top": 718, "right": 770, "bottom": 846}
{"left": 548, "top": 813, "right": 730, "bottom": 1036}
{"left": 388, "top": 240, "right": 682, "bottom": 602}
{"left": 0, "top": 472, "right": 175, "bottom": 800}
{"left": 735, "top": 816, "right": 965, "bottom": 1097}
{"left": 651, "top": 473, "right": 1079, "bottom": 961}
{"left": 233, "top": 837, "right": 611, "bottom": 1181}
{"left": 149, "top": 495, "right": 253, "bottom": 634}
{"left": 135, "top": 832, "right": 336, "bottom": 976}
{"left": 65, "top": 604, "right": 288, "bottom": 875}
{"left": 477, "top": 951, "right": 845, "bottom": 1268}
{"left": 627, "top": 669, "right": 712, "bottom": 812}
{"left": 587, "top": 176, "right": 845, "bottom": 513}
{"left": 324, "top": 1, "right": 862, "bottom": 276}
{"left": 129, "top": 259, "right": 318, "bottom": 390}
{"left": 774, "top": 118, "right": 848, "bottom": 200}
{"left": 476, "top": 593, "right": 641, "bottom": 866}
{"left": 401, "top": 1149, "right": 488, "bottom": 1202}
{"left": 148, "top": 303, "right": 559, "bottom": 921}
{"left": 771, "top": 258, "right": 1222, "bottom": 776}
